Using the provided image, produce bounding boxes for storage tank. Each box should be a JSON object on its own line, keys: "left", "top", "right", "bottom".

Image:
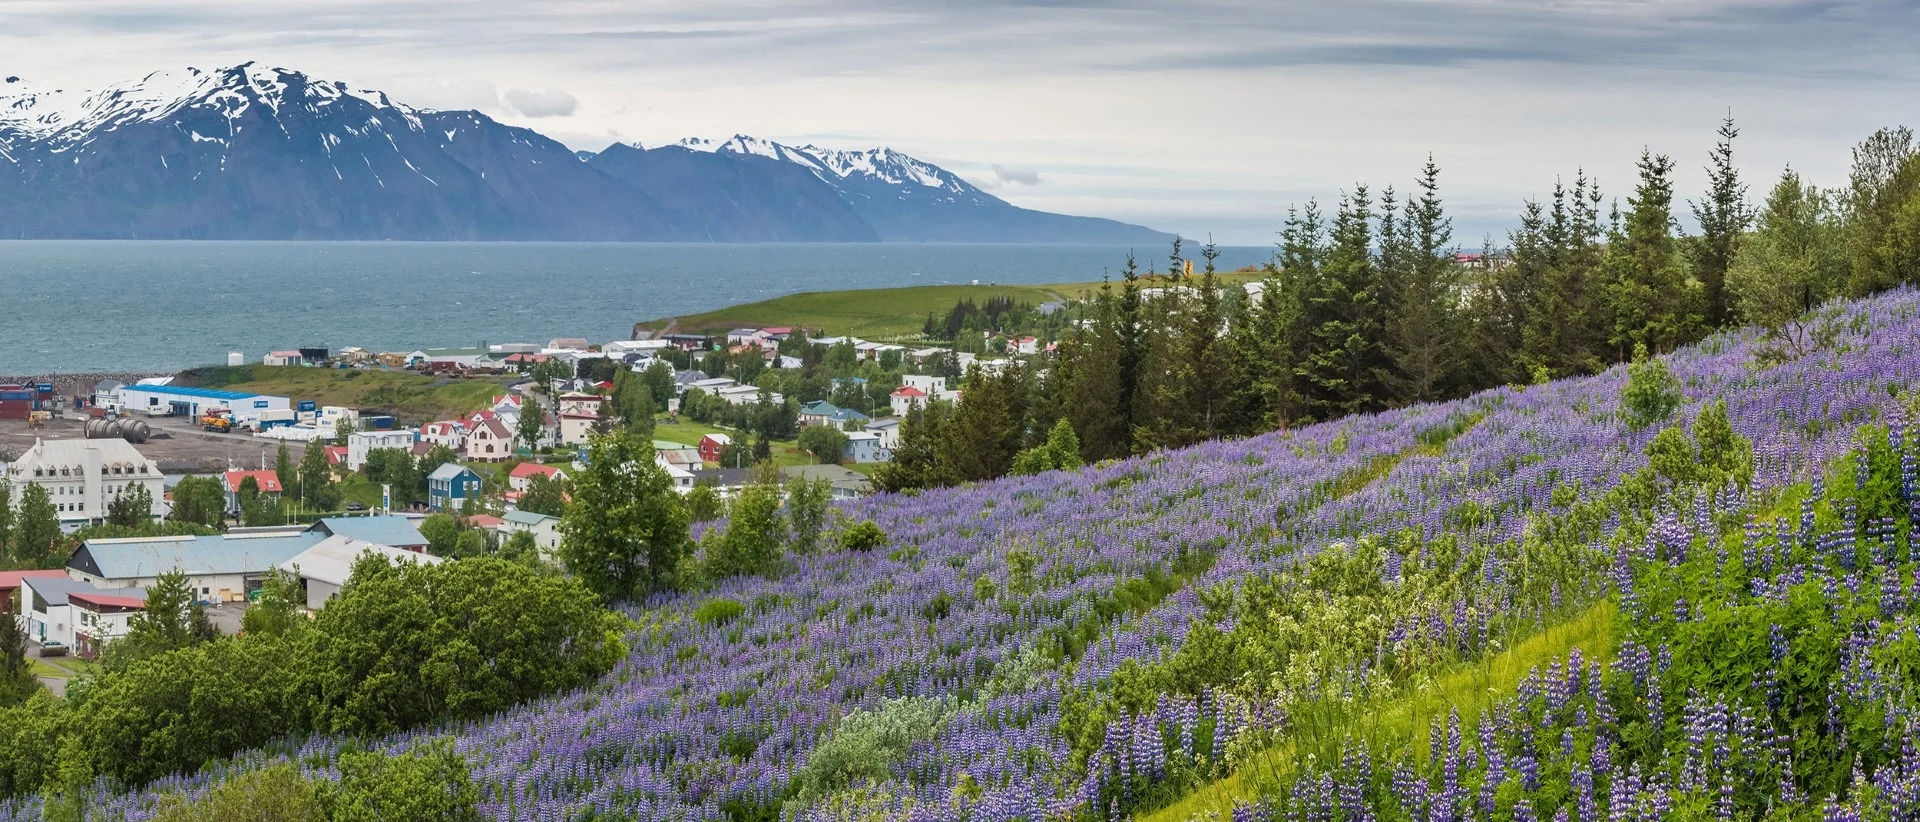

{"left": 84, "top": 418, "right": 152, "bottom": 444}
{"left": 228, "top": 352, "right": 245, "bottom": 367}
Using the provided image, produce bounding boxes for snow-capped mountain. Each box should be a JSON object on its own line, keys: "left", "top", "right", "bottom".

{"left": 0, "top": 66, "right": 1165, "bottom": 243}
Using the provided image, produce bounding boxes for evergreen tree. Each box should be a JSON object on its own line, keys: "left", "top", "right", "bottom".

{"left": 297, "top": 438, "right": 334, "bottom": 511}
{"left": 874, "top": 401, "right": 952, "bottom": 493}
{"left": 1690, "top": 116, "right": 1749, "bottom": 328}
{"left": 1382, "top": 157, "right": 1460, "bottom": 404}
{"left": 106, "top": 482, "right": 153, "bottom": 528}
{"left": 1115, "top": 252, "right": 1145, "bottom": 448}
{"left": 1843, "top": 127, "right": 1920, "bottom": 296}
{"left": 0, "top": 598, "right": 36, "bottom": 707}
{"left": 109, "top": 569, "right": 202, "bottom": 668}
{"left": 274, "top": 443, "right": 295, "bottom": 499}
{"left": 1177, "top": 240, "right": 1233, "bottom": 442}
{"left": 1299, "top": 187, "right": 1381, "bottom": 418}
{"left": 1061, "top": 278, "right": 1129, "bottom": 461}
{"left": 1728, "top": 167, "right": 1847, "bottom": 355}
{"left": 1606, "top": 150, "right": 1695, "bottom": 357}
{"left": 0, "top": 484, "right": 11, "bottom": 556}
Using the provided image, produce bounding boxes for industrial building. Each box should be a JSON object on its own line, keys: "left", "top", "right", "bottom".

{"left": 65, "top": 516, "right": 431, "bottom": 602}
{"left": 113, "top": 384, "right": 292, "bottom": 423}
{"left": 2, "top": 437, "right": 165, "bottom": 525}
{"left": 16, "top": 575, "right": 146, "bottom": 650}
{"left": 278, "top": 535, "right": 443, "bottom": 610}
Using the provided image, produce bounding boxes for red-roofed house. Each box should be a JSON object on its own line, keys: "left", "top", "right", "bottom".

{"left": 69, "top": 589, "right": 147, "bottom": 660}
{"left": 890, "top": 386, "right": 928, "bottom": 417}
{"left": 506, "top": 462, "right": 567, "bottom": 505}
{"left": 1012, "top": 336, "right": 1040, "bottom": 356}
{"left": 223, "top": 469, "right": 284, "bottom": 514}
{"left": 464, "top": 514, "right": 506, "bottom": 530}
{"left": 0, "top": 570, "right": 67, "bottom": 614}
{"left": 324, "top": 446, "right": 349, "bottom": 468}
{"left": 421, "top": 420, "right": 468, "bottom": 450}
{"left": 558, "top": 393, "right": 608, "bottom": 446}
{"left": 467, "top": 417, "right": 515, "bottom": 462}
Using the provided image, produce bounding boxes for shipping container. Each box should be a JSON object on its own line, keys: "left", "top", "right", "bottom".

{"left": 365, "top": 415, "right": 397, "bottom": 430}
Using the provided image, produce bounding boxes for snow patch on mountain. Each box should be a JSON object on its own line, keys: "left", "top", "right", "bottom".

{"left": 673, "top": 134, "right": 974, "bottom": 195}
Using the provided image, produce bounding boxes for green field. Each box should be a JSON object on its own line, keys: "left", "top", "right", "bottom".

{"left": 639, "top": 272, "right": 1265, "bottom": 339}
{"left": 652, "top": 416, "right": 817, "bottom": 468}
{"left": 177, "top": 365, "right": 510, "bottom": 424}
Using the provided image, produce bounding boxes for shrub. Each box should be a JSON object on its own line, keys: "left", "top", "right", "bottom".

{"left": 838, "top": 521, "right": 887, "bottom": 552}
{"left": 1619, "top": 343, "right": 1682, "bottom": 428}
{"left": 694, "top": 598, "right": 746, "bottom": 626}
{"left": 788, "top": 697, "right": 958, "bottom": 804}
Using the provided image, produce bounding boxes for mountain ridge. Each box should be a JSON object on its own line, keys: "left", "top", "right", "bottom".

{"left": 0, "top": 64, "right": 1168, "bottom": 243}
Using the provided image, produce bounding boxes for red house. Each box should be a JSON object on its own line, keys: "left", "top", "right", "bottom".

{"left": 698, "top": 433, "right": 733, "bottom": 463}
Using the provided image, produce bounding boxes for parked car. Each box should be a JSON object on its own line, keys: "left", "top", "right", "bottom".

{"left": 38, "top": 641, "right": 67, "bottom": 658}
{"left": 346, "top": 501, "right": 367, "bottom": 512}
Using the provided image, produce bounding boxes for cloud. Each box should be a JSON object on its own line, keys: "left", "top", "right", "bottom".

{"left": 992, "top": 165, "right": 1043, "bottom": 186}
{"left": 376, "top": 77, "right": 501, "bottom": 112}
{"left": 502, "top": 87, "right": 579, "bottom": 118}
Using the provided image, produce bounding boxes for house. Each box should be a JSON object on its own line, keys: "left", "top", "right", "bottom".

{"left": 0, "top": 570, "right": 67, "bottom": 615}
{"left": 308, "top": 516, "right": 430, "bottom": 552}
{"left": 426, "top": 464, "right": 484, "bottom": 512}
{"left": 17, "top": 575, "right": 146, "bottom": 651}
{"left": 688, "top": 377, "right": 738, "bottom": 395}
{"left": 508, "top": 462, "right": 566, "bottom": 494}
{"left": 779, "top": 464, "right": 874, "bottom": 500}
{"left": 653, "top": 441, "right": 703, "bottom": 471}
{"left": 223, "top": 469, "right": 284, "bottom": 515}
{"left": 799, "top": 401, "right": 870, "bottom": 429}
{"left": 346, "top": 430, "right": 416, "bottom": 473}
{"left": 901, "top": 375, "right": 947, "bottom": 395}
{"left": 278, "top": 536, "right": 444, "bottom": 610}
{"left": 466, "top": 417, "right": 515, "bottom": 462}
{"left": 660, "top": 333, "right": 713, "bottom": 351}
{"left": 603, "top": 339, "right": 671, "bottom": 357}
{"left": 725, "top": 328, "right": 772, "bottom": 346}
{"left": 2, "top": 437, "right": 165, "bottom": 525}
{"left": 465, "top": 514, "right": 505, "bottom": 530}
{"left": 690, "top": 467, "right": 754, "bottom": 497}
{"left": 420, "top": 420, "right": 468, "bottom": 450}
{"left": 842, "top": 431, "right": 891, "bottom": 464}
{"left": 67, "top": 530, "right": 323, "bottom": 603}
{"left": 69, "top": 587, "right": 149, "bottom": 659}
{"left": 557, "top": 393, "right": 608, "bottom": 446}
{"left": 698, "top": 433, "right": 733, "bottom": 464}
{"left": 496, "top": 510, "right": 563, "bottom": 558}
{"left": 264, "top": 350, "right": 303, "bottom": 367}
{"left": 662, "top": 462, "right": 696, "bottom": 492}
{"left": 547, "top": 337, "right": 593, "bottom": 352}
{"left": 673, "top": 370, "right": 710, "bottom": 393}
{"left": 323, "top": 446, "right": 349, "bottom": 470}
{"left": 716, "top": 384, "right": 777, "bottom": 407}
{"left": 907, "top": 347, "right": 947, "bottom": 363}
{"left": 92, "top": 379, "right": 125, "bottom": 411}
{"left": 890, "top": 386, "right": 928, "bottom": 417}
{"left": 864, "top": 418, "right": 901, "bottom": 450}
{"left": 1012, "top": 336, "right": 1041, "bottom": 356}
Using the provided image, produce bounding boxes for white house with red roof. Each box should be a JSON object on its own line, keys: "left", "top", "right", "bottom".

{"left": 1012, "top": 336, "right": 1041, "bottom": 356}
{"left": 557, "top": 392, "right": 607, "bottom": 446}
{"left": 70, "top": 588, "right": 148, "bottom": 660}
{"left": 223, "top": 469, "right": 284, "bottom": 515}
{"left": 421, "top": 420, "right": 468, "bottom": 450}
{"left": 467, "top": 417, "right": 515, "bottom": 462}
{"left": 506, "top": 462, "right": 567, "bottom": 506}
{"left": 889, "top": 385, "right": 928, "bottom": 417}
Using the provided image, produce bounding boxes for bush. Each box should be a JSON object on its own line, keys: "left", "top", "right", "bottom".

{"left": 788, "top": 697, "right": 958, "bottom": 804}
{"left": 838, "top": 521, "right": 887, "bottom": 552}
{"left": 694, "top": 598, "right": 746, "bottom": 626}
{"left": 317, "top": 740, "right": 482, "bottom": 822}
{"left": 148, "top": 763, "right": 325, "bottom": 822}
{"left": 1619, "top": 343, "right": 1682, "bottom": 428}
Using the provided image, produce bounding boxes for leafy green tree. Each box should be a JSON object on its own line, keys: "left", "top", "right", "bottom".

{"left": 241, "top": 568, "right": 306, "bottom": 638}
{"left": 419, "top": 513, "right": 459, "bottom": 556}
{"left": 684, "top": 484, "right": 721, "bottom": 527}
{"left": 169, "top": 475, "right": 227, "bottom": 529}
{"left": 0, "top": 484, "right": 12, "bottom": 561}
{"left": 1606, "top": 150, "right": 1695, "bottom": 356}
{"left": 39, "top": 735, "right": 92, "bottom": 822}
{"left": 317, "top": 740, "right": 482, "bottom": 822}
{"left": 559, "top": 430, "right": 692, "bottom": 601}
{"left": 515, "top": 400, "right": 546, "bottom": 451}
{"left": 798, "top": 425, "right": 849, "bottom": 464}
{"left": 1843, "top": 127, "right": 1920, "bottom": 296}
{"left": 786, "top": 476, "right": 832, "bottom": 555}
{"left": 108, "top": 568, "right": 202, "bottom": 669}
{"left": 0, "top": 601, "right": 36, "bottom": 707}
{"left": 517, "top": 472, "right": 570, "bottom": 518}
{"left": 1620, "top": 344, "right": 1683, "bottom": 429}
{"left": 500, "top": 530, "right": 541, "bottom": 565}
{"left": 11, "top": 484, "right": 63, "bottom": 567}
{"left": 1689, "top": 116, "right": 1748, "bottom": 328}
{"left": 453, "top": 529, "right": 488, "bottom": 559}
{"left": 1011, "top": 418, "right": 1084, "bottom": 475}
{"left": 297, "top": 439, "right": 335, "bottom": 511}
{"left": 148, "top": 763, "right": 326, "bottom": 822}
{"left": 1729, "top": 168, "right": 1846, "bottom": 355}
{"left": 334, "top": 414, "right": 357, "bottom": 447}
{"left": 838, "top": 520, "right": 887, "bottom": 552}
{"left": 1691, "top": 399, "right": 1754, "bottom": 489}
{"left": 640, "top": 360, "right": 677, "bottom": 407}
{"left": 106, "top": 481, "right": 153, "bottom": 528}
{"left": 704, "top": 479, "right": 786, "bottom": 579}
{"left": 274, "top": 443, "right": 296, "bottom": 499}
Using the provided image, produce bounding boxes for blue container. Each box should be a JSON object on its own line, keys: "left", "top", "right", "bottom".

{"left": 297, "top": 401, "right": 317, "bottom": 412}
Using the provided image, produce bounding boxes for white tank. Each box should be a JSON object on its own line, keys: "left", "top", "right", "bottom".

{"left": 228, "top": 352, "right": 245, "bottom": 367}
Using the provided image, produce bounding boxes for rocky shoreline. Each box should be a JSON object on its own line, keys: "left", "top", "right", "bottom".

{"left": 0, "top": 372, "right": 171, "bottom": 400}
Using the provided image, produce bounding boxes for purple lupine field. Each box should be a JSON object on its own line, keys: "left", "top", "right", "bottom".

{"left": 10, "top": 290, "right": 1920, "bottom": 822}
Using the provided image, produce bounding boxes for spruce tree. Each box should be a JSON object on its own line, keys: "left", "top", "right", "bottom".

{"left": 1382, "top": 157, "right": 1460, "bottom": 404}
{"left": 1606, "top": 150, "right": 1694, "bottom": 357}
{"left": 1690, "top": 116, "right": 1749, "bottom": 328}
{"left": 0, "top": 598, "right": 36, "bottom": 707}
{"left": 274, "top": 443, "right": 295, "bottom": 499}
{"left": 1178, "top": 240, "right": 1233, "bottom": 441}
{"left": 1299, "top": 187, "right": 1380, "bottom": 418}
{"left": 1063, "top": 279, "right": 1129, "bottom": 461}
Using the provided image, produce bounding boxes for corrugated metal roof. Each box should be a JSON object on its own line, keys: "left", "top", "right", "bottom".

{"left": 503, "top": 510, "right": 558, "bottom": 527}
{"left": 313, "top": 516, "right": 428, "bottom": 547}
{"left": 427, "top": 463, "right": 476, "bottom": 481}
{"left": 23, "top": 576, "right": 146, "bottom": 607}
{"left": 119, "top": 384, "right": 264, "bottom": 401}
{"left": 79, "top": 532, "right": 323, "bottom": 580}
{"left": 279, "top": 536, "right": 443, "bottom": 588}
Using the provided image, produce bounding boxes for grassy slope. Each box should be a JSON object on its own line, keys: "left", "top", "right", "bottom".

{"left": 640, "top": 272, "right": 1265, "bottom": 339}
{"left": 178, "top": 366, "right": 509, "bottom": 424}
{"left": 1146, "top": 600, "right": 1619, "bottom": 822}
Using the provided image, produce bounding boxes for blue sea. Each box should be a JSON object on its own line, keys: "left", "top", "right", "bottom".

{"left": 0, "top": 241, "right": 1274, "bottom": 373}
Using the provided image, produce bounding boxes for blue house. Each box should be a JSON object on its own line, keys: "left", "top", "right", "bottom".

{"left": 427, "top": 464, "right": 484, "bottom": 512}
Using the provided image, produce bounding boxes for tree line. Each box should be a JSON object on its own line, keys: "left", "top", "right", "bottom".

{"left": 878, "top": 121, "right": 1920, "bottom": 488}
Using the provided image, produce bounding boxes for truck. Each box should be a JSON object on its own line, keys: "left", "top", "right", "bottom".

{"left": 201, "top": 409, "right": 235, "bottom": 433}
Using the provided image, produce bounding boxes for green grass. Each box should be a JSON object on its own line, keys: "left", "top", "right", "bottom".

{"left": 31, "top": 654, "right": 102, "bottom": 680}
{"left": 650, "top": 416, "right": 816, "bottom": 469}
{"left": 1144, "top": 600, "right": 1618, "bottom": 822}
{"left": 641, "top": 273, "right": 1265, "bottom": 340}
{"left": 177, "top": 365, "right": 509, "bottom": 424}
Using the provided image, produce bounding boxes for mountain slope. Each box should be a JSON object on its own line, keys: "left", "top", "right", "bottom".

{"left": 0, "top": 65, "right": 1169, "bottom": 243}
{"left": 678, "top": 135, "right": 1168, "bottom": 243}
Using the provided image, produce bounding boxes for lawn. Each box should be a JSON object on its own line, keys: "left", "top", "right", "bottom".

{"left": 177, "top": 365, "right": 510, "bottom": 424}
{"left": 651, "top": 416, "right": 817, "bottom": 469}
{"left": 639, "top": 271, "right": 1264, "bottom": 340}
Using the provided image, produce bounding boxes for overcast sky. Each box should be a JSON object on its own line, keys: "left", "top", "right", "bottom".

{"left": 5, "top": 0, "right": 1916, "bottom": 245}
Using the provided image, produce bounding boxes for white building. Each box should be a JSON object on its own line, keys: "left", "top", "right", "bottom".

{"left": 603, "top": 340, "right": 671, "bottom": 357}
{"left": 890, "top": 386, "right": 929, "bottom": 417}
{"left": 3, "top": 438, "right": 164, "bottom": 525}
{"left": 717, "top": 384, "right": 778, "bottom": 407}
{"left": 69, "top": 530, "right": 322, "bottom": 603}
{"left": 420, "top": 420, "right": 468, "bottom": 450}
{"left": 16, "top": 575, "right": 145, "bottom": 653}
{"left": 314, "top": 406, "right": 361, "bottom": 436}
{"left": 864, "top": 418, "right": 901, "bottom": 450}
{"left": 346, "top": 430, "right": 417, "bottom": 473}
{"left": 70, "top": 588, "right": 148, "bottom": 659}
{"left": 278, "top": 535, "right": 444, "bottom": 610}
{"left": 843, "top": 431, "right": 891, "bottom": 464}
{"left": 115, "top": 384, "right": 292, "bottom": 424}
{"left": 496, "top": 510, "right": 563, "bottom": 559}
{"left": 901, "top": 375, "right": 947, "bottom": 395}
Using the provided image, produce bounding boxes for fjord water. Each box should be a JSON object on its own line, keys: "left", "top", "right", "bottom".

{"left": 0, "top": 241, "right": 1272, "bottom": 373}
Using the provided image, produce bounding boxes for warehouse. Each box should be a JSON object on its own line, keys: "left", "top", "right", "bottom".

{"left": 278, "top": 535, "right": 443, "bottom": 609}
{"left": 114, "top": 384, "right": 293, "bottom": 423}
{"left": 67, "top": 530, "right": 323, "bottom": 603}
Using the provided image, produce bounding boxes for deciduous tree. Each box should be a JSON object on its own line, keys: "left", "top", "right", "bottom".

{"left": 559, "top": 430, "right": 691, "bottom": 601}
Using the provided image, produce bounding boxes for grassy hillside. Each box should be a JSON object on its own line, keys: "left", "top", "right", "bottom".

{"left": 176, "top": 365, "right": 508, "bottom": 423}
{"left": 638, "top": 271, "right": 1265, "bottom": 339}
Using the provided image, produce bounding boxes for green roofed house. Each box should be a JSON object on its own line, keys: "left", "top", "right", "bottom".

{"left": 798, "top": 400, "right": 870, "bottom": 429}
{"left": 653, "top": 440, "right": 703, "bottom": 471}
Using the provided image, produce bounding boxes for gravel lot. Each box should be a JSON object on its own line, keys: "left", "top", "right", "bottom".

{"left": 0, "top": 414, "right": 309, "bottom": 473}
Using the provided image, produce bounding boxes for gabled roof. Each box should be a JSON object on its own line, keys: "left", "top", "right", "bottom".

{"left": 73, "top": 532, "right": 322, "bottom": 580}
{"left": 0, "top": 570, "right": 67, "bottom": 590}
{"left": 324, "top": 446, "right": 348, "bottom": 465}
{"left": 427, "top": 463, "right": 479, "bottom": 481}
{"left": 25, "top": 576, "right": 146, "bottom": 608}
{"left": 892, "top": 386, "right": 927, "bottom": 398}
{"left": 280, "top": 536, "right": 443, "bottom": 588}
{"left": 69, "top": 589, "right": 148, "bottom": 610}
{"left": 470, "top": 418, "right": 511, "bottom": 439}
{"left": 466, "top": 514, "right": 505, "bottom": 529}
{"left": 503, "top": 510, "right": 560, "bottom": 527}
{"left": 224, "top": 470, "right": 283, "bottom": 494}
{"left": 700, "top": 433, "right": 733, "bottom": 445}
{"left": 509, "top": 462, "right": 564, "bottom": 480}
{"left": 310, "top": 516, "right": 428, "bottom": 548}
